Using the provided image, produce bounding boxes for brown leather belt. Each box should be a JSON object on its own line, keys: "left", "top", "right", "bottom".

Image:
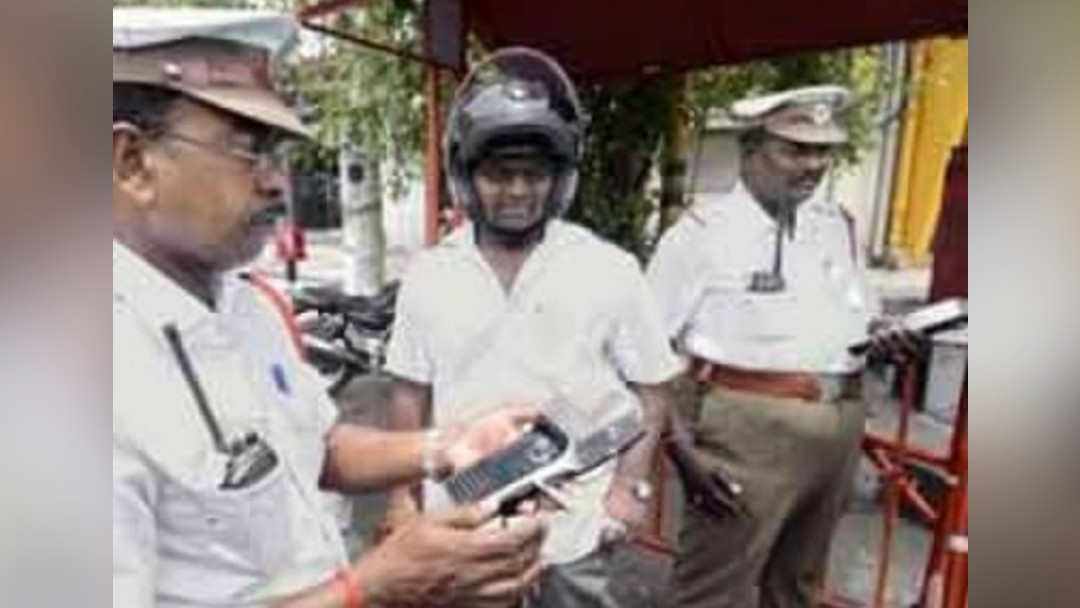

{"left": 690, "top": 359, "right": 862, "bottom": 403}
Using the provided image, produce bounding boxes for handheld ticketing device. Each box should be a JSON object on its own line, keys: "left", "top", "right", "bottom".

{"left": 849, "top": 298, "right": 968, "bottom": 355}
{"left": 443, "top": 417, "right": 571, "bottom": 506}
{"left": 440, "top": 397, "right": 646, "bottom": 509}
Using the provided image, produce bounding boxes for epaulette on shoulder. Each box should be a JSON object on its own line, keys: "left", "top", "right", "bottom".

{"left": 680, "top": 198, "right": 734, "bottom": 228}
{"left": 835, "top": 204, "right": 858, "bottom": 262}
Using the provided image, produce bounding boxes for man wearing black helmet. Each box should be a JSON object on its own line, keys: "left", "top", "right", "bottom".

{"left": 385, "top": 48, "right": 682, "bottom": 607}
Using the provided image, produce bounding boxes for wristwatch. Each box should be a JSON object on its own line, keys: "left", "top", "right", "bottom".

{"left": 626, "top": 479, "right": 654, "bottom": 503}
{"left": 421, "top": 428, "right": 444, "bottom": 480}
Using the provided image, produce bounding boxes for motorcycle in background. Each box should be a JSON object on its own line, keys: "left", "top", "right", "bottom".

{"left": 292, "top": 282, "right": 398, "bottom": 396}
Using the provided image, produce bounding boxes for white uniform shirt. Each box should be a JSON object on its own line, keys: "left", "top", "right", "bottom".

{"left": 386, "top": 220, "right": 682, "bottom": 565}
{"left": 648, "top": 182, "right": 881, "bottom": 374}
{"left": 113, "top": 242, "right": 347, "bottom": 608}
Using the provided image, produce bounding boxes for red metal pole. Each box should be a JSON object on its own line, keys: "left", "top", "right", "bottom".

{"left": 866, "top": 447, "right": 940, "bottom": 525}
{"left": 423, "top": 61, "right": 442, "bottom": 246}
{"left": 941, "top": 378, "right": 968, "bottom": 608}
{"left": 864, "top": 432, "right": 952, "bottom": 470}
{"left": 942, "top": 492, "right": 968, "bottom": 608}
{"left": 918, "top": 488, "right": 953, "bottom": 605}
{"left": 917, "top": 374, "right": 967, "bottom": 607}
{"left": 420, "top": 0, "right": 448, "bottom": 247}
{"left": 873, "top": 365, "right": 917, "bottom": 607}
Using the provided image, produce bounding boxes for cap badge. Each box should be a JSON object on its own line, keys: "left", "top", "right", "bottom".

{"left": 811, "top": 102, "right": 832, "bottom": 126}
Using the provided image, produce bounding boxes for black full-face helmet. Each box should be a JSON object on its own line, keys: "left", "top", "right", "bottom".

{"left": 444, "top": 47, "right": 587, "bottom": 222}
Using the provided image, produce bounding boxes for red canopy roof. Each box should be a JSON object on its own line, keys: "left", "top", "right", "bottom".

{"left": 300, "top": 0, "right": 967, "bottom": 80}
{"left": 467, "top": 0, "right": 967, "bottom": 80}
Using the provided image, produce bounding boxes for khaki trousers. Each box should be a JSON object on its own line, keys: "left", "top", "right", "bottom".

{"left": 526, "top": 549, "right": 622, "bottom": 608}
{"left": 669, "top": 382, "right": 866, "bottom": 608}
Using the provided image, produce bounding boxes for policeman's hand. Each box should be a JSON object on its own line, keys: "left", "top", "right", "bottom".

{"left": 441, "top": 405, "right": 540, "bottom": 473}
{"left": 353, "top": 501, "right": 545, "bottom": 608}
{"left": 377, "top": 491, "right": 423, "bottom": 543}
{"left": 866, "top": 318, "right": 927, "bottom": 365}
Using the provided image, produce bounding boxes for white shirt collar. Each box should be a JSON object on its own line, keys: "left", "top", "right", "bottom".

{"left": 439, "top": 220, "right": 588, "bottom": 300}
{"left": 442, "top": 219, "right": 579, "bottom": 263}
{"left": 730, "top": 180, "right": 780, "bottom": 231}
{"left": 112, "top": 240, "right": 214, "bottom": 332}
{"left": 443, "top": 218, "right": 574, "bottom": 246}
{"left": 724, "top": 179, "right": 832, "bottom": 231}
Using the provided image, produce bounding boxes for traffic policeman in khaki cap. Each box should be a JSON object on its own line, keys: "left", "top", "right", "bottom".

{"left": 113, "top": 8, "right": 545, "bottom": 608}
{"left": 648, "top": 85, "right": 916, "bottom": 608}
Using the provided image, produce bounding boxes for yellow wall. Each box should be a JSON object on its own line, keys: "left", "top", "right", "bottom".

{"left": 888, "top": 37, "right": 969, "bottom": 264}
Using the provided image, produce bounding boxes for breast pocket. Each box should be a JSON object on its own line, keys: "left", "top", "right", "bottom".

{"left": 257, "top": 363, "right": 336, "bottom": 483}
{"left": 189, "top": 462, "right": 296, "bottom": 575}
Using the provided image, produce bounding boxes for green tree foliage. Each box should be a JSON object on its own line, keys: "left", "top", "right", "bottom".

{"left": 290, "top": 0, "right": 427, "bottom": 196}
{"left": 567, "top": 76, "right": 677, "bottom": 258}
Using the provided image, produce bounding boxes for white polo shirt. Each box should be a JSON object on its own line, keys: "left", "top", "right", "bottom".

{"left": 112, "top": 241, "right": 347, "bottom": 608}
{"left": 648, "top": 182, "right": 881, "bottom": 374}
{"left": 386, "top": 220, "right": 682, "bottom": 565}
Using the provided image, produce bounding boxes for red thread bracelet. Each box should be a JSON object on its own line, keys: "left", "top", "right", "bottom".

{"left": 334, "top": 569, "right": 364, "bottom": 608}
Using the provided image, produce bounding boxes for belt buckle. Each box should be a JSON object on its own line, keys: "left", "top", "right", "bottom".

{"left": 817, "top": 375, "right": 846, "bottom": 403}
{"left": 818, "top": 374, "right": 861, "bottom": 402}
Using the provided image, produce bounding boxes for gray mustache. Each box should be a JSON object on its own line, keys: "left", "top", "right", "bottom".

{"left": 249, "top": 202, "right": 287, "bottom": 226}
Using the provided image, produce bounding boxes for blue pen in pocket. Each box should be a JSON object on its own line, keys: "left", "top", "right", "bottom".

{"left": 270, "top": 362, "right": 291, "bottom": 397}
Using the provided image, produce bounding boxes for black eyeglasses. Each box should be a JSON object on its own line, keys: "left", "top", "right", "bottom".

{"left": 163, "top": 324, "right": 279, "bottom": 490}
{"left": 158, "top": 129, "right": 293, "bottom": 172}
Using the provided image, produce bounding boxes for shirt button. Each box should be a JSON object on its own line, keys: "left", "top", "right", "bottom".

{"left": 847, "top": 288, "right": 866, "bottom": 311}
{"left": 825, "top": 259, "right": 842, "bottom": 279}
